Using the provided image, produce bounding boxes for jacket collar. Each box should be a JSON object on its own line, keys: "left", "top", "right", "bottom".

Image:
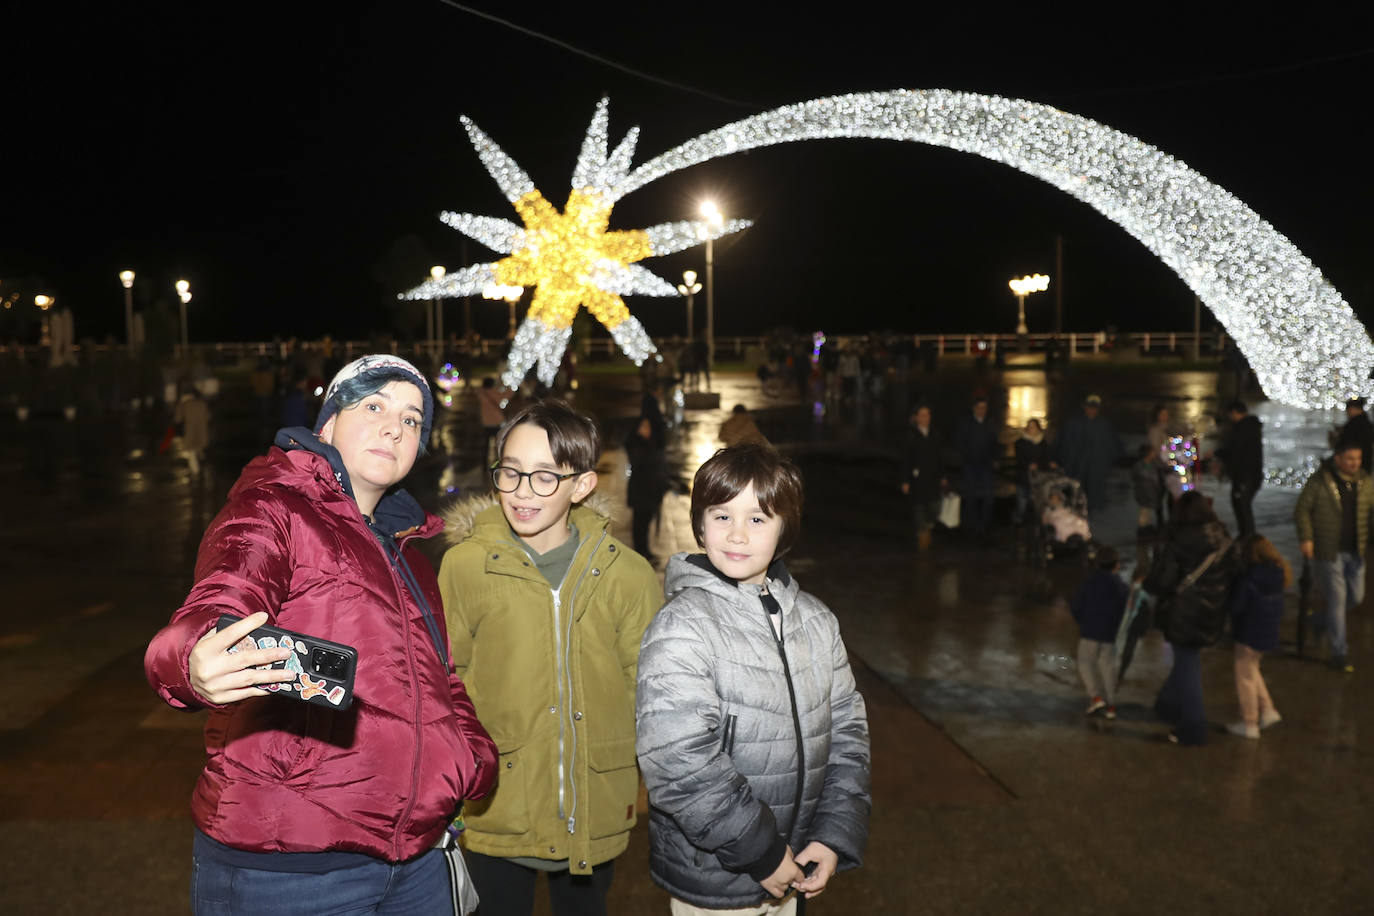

{"left": 442, "top": 491, "right": 617, "bottom": 547}
{"left": 683, "top": 552, "right": 794, "bottom": 590}
{"left": 271, "top": 426, "right": 435, "bottom": 539}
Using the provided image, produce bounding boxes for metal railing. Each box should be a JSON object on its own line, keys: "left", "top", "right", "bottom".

{"left": 0, "top": 331, "right": 1226, "bottom": 363}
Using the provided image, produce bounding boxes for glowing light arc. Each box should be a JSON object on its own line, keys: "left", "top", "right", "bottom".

{"left": 611, "top": 90, "right": 1368, "bottom": 409}
{"left": 408, "top": 91, "right": 1364, "bottom": 408}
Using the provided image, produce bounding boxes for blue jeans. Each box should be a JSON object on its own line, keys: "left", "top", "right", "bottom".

{"left": 1316, "top": 552, "right": 1364, "bottom": 657}
{"left": 192, "top": 847, "right": 453, "bottom": 915}
{"left": 1155, "top": 645, "right": 1206, "bottom": 745}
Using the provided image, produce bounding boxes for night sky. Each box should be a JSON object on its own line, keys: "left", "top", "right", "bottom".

{"left": 5, "top": 2, "right": 1372, "bottom": 345}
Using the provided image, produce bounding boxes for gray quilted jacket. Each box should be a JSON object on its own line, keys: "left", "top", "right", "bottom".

{"left": 635, "top": 554, "right": 871, "bottom": 908}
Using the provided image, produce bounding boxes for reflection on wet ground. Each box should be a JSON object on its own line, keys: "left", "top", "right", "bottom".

{"left": 0, "top": 364, "right": 1369, "bottom": 913}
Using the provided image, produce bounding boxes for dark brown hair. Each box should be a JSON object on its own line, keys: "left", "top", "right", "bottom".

{"left": 690, "top": 444, "right": 804, "bottom": 558}
{"left": 1173, "top": 490, "right": 1218, "bottom": 526}
{"left": 496, "top": 399, "right": 600, "bottom": 472}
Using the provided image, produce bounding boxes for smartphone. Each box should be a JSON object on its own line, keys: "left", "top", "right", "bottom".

{"left": 217, "top": 614, "right": 358, "bottom": 711}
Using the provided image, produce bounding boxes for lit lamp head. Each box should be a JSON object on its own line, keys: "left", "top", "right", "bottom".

{"left": 176, "top": 280, "right": 192, "bottom": 304}
{"left": 1009, "top": 274, "right": 1051, "bottom": 296}
{"left": 676, "top": 270, "right": 702, "bottom": 296}
{"left": 430, "top": 265, "right": 446, "bottom": 281}
{"left": 34, "top": 295, "right": 53, "bottom": 311}
{"left": 482, "top": 283, "right": 523, "bottom": 304}
{"left": 120, "top": 270, "right": 135, "bottom": 289}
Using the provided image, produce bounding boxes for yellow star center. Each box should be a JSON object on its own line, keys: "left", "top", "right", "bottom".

{"left": 492, "top": 188, "right": 652, "bottom": 330}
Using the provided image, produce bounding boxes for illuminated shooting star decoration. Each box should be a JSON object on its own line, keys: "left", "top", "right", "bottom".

{"left": 401, "top": 99, "right": 750, "bottom": 388}
{"left": 604, "top": 90, "right": 1368, "bottom": 410}
{"left": 407, "top": 90, "right": 1365, "bottom": 408}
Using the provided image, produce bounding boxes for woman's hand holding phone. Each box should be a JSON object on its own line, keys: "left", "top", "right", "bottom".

{"left": 189, "top": 612, "right": 295, "bottom": 705}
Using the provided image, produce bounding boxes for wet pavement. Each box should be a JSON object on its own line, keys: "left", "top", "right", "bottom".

{"left": 1, "top": 360, "right": 1369, "bottom": 914}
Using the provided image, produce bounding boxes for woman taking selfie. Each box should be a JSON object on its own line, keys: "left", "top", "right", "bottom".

{"left": 145, "top": 355, "right": 495, "bottom": 914}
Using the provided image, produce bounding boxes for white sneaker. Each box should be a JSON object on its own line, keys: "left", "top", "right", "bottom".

{"left": 1226, "top": 721, "right": 1260, "bottom": 739}
{"left": 1085, "top": 697, "right": 1107, "bottom": 715}
{"left": 1259, "top": 710, "right": 1283, "bottom": 730}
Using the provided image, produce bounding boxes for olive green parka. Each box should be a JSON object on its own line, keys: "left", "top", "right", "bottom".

{"left": 438, "top": 494, "right": 662, "bottom": 874}
{"left": 1294, "top": 459, "right": 1374, "bottom": 560}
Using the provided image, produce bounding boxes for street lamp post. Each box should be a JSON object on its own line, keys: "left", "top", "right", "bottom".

{"left": 34, "top": 295, "right": 54, "bottom": 348}
{"left": 1008, "top": 273, "right": 1050, "bottom": 336}
{"left": 676, "top": 270, "right": 702, "bottom": 343}
{"left": 119, "top": 270, "right": 135, "bottom": 351}
{"left": 430, "top": 265, "right": 446, "bottom": 359}
{"left": 483, "top": 284, "right": 523, "bottom": 341}
{"left": 176, "top": 279, "right": 192, "bottom": 353}
{"left": 699, "top": 201, "right": 725, "bottom": 379}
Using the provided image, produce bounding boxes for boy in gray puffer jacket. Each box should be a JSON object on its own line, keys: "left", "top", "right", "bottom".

{"left": 636, "top": 444, "right": 871, "bottom": 914}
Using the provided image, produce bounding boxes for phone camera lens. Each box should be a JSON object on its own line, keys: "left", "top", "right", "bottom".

{"left": 310, "top": 648, "right": 348, "bottom": 679}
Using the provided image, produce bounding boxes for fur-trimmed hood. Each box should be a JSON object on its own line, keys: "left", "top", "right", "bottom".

{"left": 441, "top": 489, "right": 618, "bottom": 546}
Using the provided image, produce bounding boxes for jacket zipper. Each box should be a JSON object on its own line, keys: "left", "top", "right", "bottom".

{"left": 556, "top": 528, "right": 607, "bottom": 836}
{"left": 764, "top": 595, "right": 806, "bottom": 843}
{"left": 551, "top": 587, "right": 566, "bottom": 822}
{"left": 369, "top": 525, "right": 426, "bottom": 861}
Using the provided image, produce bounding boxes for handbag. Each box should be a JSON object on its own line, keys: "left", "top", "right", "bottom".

{"left": 938, "top": 492, "right": 961, "bottom": 528}
{"left": 437, "top": 825, "right": 480, "bottom": 916}
{"left": 1153, "top": 545, "right": 1226, "bottom": 639}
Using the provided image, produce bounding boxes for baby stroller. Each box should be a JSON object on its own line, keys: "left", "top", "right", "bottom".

{"left": 1027, "top": 468, "right": 1096, "bottom": 568}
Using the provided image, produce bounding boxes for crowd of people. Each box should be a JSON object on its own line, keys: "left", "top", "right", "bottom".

{"left": 144, "top": 354, "right": 871, "bottom": 916}
{"left": 134, "top": 341, "right": 1373, "bottom": 915}
{"left": 899, "top": 388, "right": 1367, "bottom": 748}
{"left": 900, "top": 392, "right": 1123, "bottom": 550}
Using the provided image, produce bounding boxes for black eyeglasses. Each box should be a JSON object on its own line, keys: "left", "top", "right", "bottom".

{"left": 490, "top": 465, "right": 582, "bottom": 497}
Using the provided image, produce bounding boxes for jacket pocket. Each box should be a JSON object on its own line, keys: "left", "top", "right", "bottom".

{"left": 464, "top": 743, "right": 530, "bottom": 836}
{"left": 719, "top": 713, "right": 738, "bottom": 756}
{"left": 587, "top": 736, "right": 639, "bottom": 840}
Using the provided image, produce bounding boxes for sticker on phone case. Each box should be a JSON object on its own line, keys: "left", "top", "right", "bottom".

{"left": 299, "top": 674, "right": 328, "bottom": 701}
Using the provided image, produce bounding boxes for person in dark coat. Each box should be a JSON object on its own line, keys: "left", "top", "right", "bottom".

{"left": 1056, "top": 394, "right": 1120, "bottom": 517}
{"left": 1014, "top": 418, "right": 1055, "bottom": 523}
{"left": 639, "top": 388, "right": 668, "bottom": 447}
{"left": 1146, "top": 404, "right": 1175, "bottom": 524}
{"left": 1214, "top": 400, "right": 1263, "bottom": 537}
{"left": 1070, "top": 546, "right": 1128, "bottom": 718}
{"left": 1293, "top": 442, "right": 1372, "bottom": 673}
{"left": 953, "top": 396, "right": 999, "bottom": 538}
{"left": 1338, "top": 397, "right": 1374, "bottom": 472}
{"left": 625, "top": 415, "right": 671, "bottom": 563}
{"left": 900, "top": 405, "right": 946, "bottom": 551}
{"left": 1227, "top": 535, "right": 1288, "bottom": 739}
{"left": 1144, "top": 491, "right": 1239, "bottom": 746}
{"left": 1131, "top": 444, "right": 1163, "bottom": 532}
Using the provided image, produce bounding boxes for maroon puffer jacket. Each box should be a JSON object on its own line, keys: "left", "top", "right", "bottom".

{"left": 145, "top": 440, "right": 496, "bottom": 862}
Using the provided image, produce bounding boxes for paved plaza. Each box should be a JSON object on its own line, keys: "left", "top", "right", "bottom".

{"left": 0, "top": 363, "right": 1369, "bottom": 914}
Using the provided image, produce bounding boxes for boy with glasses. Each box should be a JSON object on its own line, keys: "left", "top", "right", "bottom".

{"left": 438, "top": 399, "right": 662, "bottom": 915}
